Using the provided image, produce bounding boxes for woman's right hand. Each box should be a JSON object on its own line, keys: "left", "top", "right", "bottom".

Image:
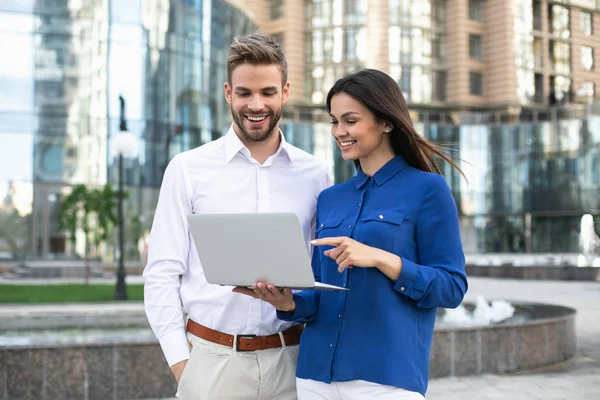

{"left": 232, "top": 282, "right": 296, "bottom": 312}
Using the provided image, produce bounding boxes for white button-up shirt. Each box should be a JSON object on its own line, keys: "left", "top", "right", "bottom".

{"left": 144, "top": 125, "right": 332, "bottom": 366}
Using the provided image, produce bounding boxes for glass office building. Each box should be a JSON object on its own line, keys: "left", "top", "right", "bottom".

{"left": 0, "top": 0, "right": 255, "bottom": 261}
{"left": 287, "top": 107, "right": 600, "bottom": 254}
{"left": 1, "top": 0, "right": 599, "bottom": 262}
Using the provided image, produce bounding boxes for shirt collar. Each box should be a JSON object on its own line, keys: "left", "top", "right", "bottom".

{"left": 224, "top": 124, "right": 294, "bottom": 164}
{"left": 354, "top": 154, "right": 408, "bottom": 189}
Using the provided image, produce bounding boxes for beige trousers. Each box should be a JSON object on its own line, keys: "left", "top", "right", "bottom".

{"left": 176, "top": 332, "right": 299, "bottom": 400}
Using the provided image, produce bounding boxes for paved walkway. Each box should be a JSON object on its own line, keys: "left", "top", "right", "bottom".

{"left": 1, "top": 276, "right": 598, "bottom": 399}
{"left": 427, "top": 277, "right": 600, "bottom": 400}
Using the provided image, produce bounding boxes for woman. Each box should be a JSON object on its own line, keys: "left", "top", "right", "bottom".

{"left": 234, "top": 69, "right": 467, "bottom": 399}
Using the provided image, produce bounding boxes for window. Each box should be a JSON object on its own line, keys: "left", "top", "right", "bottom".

{"left": 533, "top": 37, "right": 543, "bottom": 68}
{"left": 580, "top": 11, "right": 593, "bottom": 35}
{"left": 400, "top": 66, "right": 411, "bottom": 101}
{"left": 433, "top": 70, "right": 446, "bottom": 101}
{"left": 534, "top": 73, "right": 544, "bottom": 103}
{"left": 469, "top": 34, "right": 482, "bottom": 59}
{"left": 549, "top": 40, "right": 571, "bottom": 75}
{"left": 550, "top": 75, "right": 572, "bottom": 104}
{"left": 470, "top": 72, "right": 483, "bottom": 95}
{"left": 344, "top": 0, "right": 366, "bottom": 24}
{"left": 579, "top": 81, "right": 595, "bottom": 100}
{"left": 468, "top": 0, "right": 482, "bottom": 21}
{"left": 344, "top": 28, "right": 358, "bottom": 61}
{"left": 581, "top": 46, "right": 594, "bottom": 71}
{"left": 269, "top": 0, "right": 284, "bottom": 20}
{"left": 533, "top": 0, "right": 542, "bottom": 31}
{"left": 549, "top": 4, "right": 570, "bottom": 39}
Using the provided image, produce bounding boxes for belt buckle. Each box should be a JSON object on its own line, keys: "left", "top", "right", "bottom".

{"left": 235, "top": 334, "right": 257, "bottom": 352}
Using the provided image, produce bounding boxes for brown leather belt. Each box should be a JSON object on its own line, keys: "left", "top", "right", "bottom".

{"left": 186, "top": 319, "right": 303, "bottom": 352}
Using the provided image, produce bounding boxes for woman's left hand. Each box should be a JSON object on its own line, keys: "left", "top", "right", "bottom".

{"left": 312, "top": 237, "right": 385, "bottom": 273}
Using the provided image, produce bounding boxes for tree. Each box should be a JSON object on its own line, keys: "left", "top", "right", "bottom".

{"left": 58, "top": 183, "right": 122, "bottom": 284}
{"left": 58, "top": 185, "right": 93, "bottom": 284}
{"left": 0, "top": 209, "right": 29, "bottom": 260}
{"left": 88, "top": 184, "right": 119, "bottom": 259}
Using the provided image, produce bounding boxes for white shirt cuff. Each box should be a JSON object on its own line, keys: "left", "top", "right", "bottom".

{"left": 159, "top": 328, "right": 191, "bottom": 367}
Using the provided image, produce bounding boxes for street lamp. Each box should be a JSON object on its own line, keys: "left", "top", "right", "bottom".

{"left": 113, "top": 95, "right": 137, "bottom": 300}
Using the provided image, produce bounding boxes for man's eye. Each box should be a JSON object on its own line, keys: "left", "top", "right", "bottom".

{"left": 263, "top": 92, "right": 276, "bottom": 96}
{"left": 347, "top": 120, "right": 356, "bottom": 124}
{"left": 238, "top": 93, "right": 250, "bottom": 97}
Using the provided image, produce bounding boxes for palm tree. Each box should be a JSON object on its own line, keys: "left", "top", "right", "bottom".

{"left": 58, "top": 183, "right": 122, "bottom": 284}
{"left": 88, "top": 183, "right": 119, "bottom": 259}
{"left": 58, "top": 184, "right": 93, "bottom": 284}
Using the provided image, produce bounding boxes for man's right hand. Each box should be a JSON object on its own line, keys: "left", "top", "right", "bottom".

{"left": 232, "top": 283, "right": 296, "bottom": 312}
{"left": 171, "top": 359, "right": 188, "bottom": 383}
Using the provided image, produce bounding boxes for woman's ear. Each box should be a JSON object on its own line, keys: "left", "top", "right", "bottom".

{"left": 383, "top": 122, "right": 393, "bottom": 133}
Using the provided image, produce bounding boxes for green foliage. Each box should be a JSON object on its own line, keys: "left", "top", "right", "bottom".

{"left": 88, "top": 183, "right": 120, "bottom": 250}
{"left": 0, "top": 284, "right": 144, "bottom": 303}
{"left": 58, "top": 184, "right": 89, "bottom": 252}
{"left": 57, "top": 183, "right": 128, "bottom": 260}
{"left": 0, "top": 209, "right": 29, "bottom": 258}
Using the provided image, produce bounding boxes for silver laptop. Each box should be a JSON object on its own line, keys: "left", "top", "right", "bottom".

{"left": 187, "top": 213, "right": 347, "bottom": 291}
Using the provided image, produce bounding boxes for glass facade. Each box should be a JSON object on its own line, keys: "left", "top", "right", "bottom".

{"left": 315, "top": 105, "right": 600, "bottom": 253}
{"left": 2, "top": 0, "right": 600, "bottom": 262}
{"left": 424, "top": 108, "right": 600, "bottom": 253}
{"left": 0, "top": 0, "right": 256, "bottom": 261}
{"left": 305, "top": 0, "right": 368, "bottom": 104}
{"left": 388, "top": 0, "right": 446, "bottom": 103}
{"left": 514, "top": 0, "right": 537, "bottom": 105}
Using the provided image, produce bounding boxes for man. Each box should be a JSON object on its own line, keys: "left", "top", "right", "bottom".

{"left": 144, "top": 33, "right": 331, "bottom": 400}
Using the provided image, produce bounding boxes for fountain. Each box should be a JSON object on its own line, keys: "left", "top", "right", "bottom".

{"left": 430, "top": 297, "right": 576, "bottom": 378}
{"left": 441, "top": 295, "right": 515, "bottom": 326}
{"left": 0, "top": 296, "right": 577, "bottom": 397}
{"left": 578, "top": 213, "right": 600, "bottom": 267}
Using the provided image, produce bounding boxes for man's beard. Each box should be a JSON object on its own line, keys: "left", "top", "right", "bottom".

{"left": 231, "top": 107, "right": 282, "bottom": 143}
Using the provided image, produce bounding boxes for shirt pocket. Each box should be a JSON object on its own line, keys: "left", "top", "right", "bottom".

{"left": 360, "top": 210, "right": 406, "bottom": 252}
{"left": 315, "top": 217, "right": 344, "bottom": 273}
{"left": 315, "top": 216, "right": 344, "bottom": 238}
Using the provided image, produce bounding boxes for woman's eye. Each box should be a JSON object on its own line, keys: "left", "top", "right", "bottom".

{"left": 330, "top": 121, "right": 338, "bottom": 125}
{"left": 347, "top": 120, "right": 356, "bottom": 124}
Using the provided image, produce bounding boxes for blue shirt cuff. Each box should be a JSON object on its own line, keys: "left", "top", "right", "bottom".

{"left": 394, "top": 257, "right": 420, "bottom": 296}
{"left": 276, "top": 293, "right": 313, "bottom": 323}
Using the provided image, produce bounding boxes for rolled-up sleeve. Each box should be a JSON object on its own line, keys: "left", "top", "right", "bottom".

{"left": 394, "top": 174, "right": 467, "bottom": 309}
{"left": 143, "top": 155, "right": 192, "bottom": 366}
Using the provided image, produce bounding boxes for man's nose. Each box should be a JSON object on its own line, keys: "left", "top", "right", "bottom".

{"left": 248, "top": 96, "right": 264, "bottom": 112}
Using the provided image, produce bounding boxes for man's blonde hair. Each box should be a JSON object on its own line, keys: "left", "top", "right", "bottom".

{"left": 227, "top": 33, "right": 288, "bottom": 85}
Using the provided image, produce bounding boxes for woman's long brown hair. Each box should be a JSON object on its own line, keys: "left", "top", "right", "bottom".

{"left": 326, "top": 69, "right": 465, "bottom": 179}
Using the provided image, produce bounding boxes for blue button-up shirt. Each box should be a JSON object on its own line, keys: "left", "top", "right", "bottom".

{"left": 277, "top": 155, "right": 467, "bottom": 396}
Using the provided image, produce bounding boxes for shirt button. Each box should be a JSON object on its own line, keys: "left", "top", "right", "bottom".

{"left": 400, "top": 287, "right": 405, "bottom": 291}
{"left": 329, "top": 344, "right": 333, "bottom": 348}
{"left": 338, "top": 314, "right": 341, "bottom": 318}
{"left": 320, "top": 224, "right": 324, "bottom": 227}
{"left": 379, "top": 215, "right": 384, "bottom": 219}
{"left": 348, "top": 224, "right": 352, "bottom": 228}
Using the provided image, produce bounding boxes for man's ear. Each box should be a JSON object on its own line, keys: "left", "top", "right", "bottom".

{"left": 224, "top": 82, "right": 232, "bottom": 104}
{"left": 282, "top": 81, "right": 290, "bottom": 104}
